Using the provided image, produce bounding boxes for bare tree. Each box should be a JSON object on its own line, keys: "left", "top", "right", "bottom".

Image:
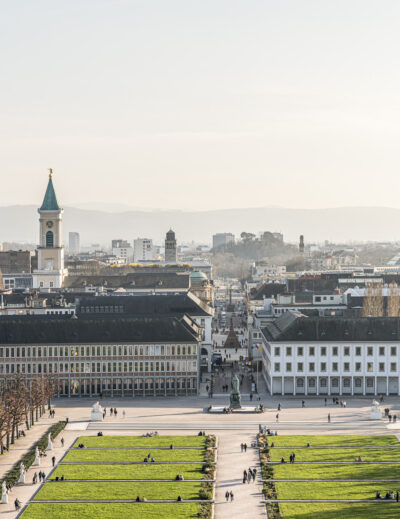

{"left": 362, "top": 282, "right": 384, "bottom": 317}
{"left": 387, "top": 282, "right": 400, "bottom": 317}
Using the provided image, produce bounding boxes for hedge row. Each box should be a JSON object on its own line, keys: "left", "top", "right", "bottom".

{"left": 258, "top": 434, "right": 282, "bottom": 519}
{"left": 3, "top": 421, "right": 66, "bottom": 487}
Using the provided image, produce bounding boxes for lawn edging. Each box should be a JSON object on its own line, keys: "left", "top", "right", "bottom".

{"left": 258, "top": 434, "right": 281, "bottom": 519}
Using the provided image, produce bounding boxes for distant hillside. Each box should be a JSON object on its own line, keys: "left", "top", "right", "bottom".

{"left": 0, "top": 205, "right": 399, "bottom": 245}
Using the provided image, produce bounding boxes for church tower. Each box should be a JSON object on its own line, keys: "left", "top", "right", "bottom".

{"left": 165, "top": 229, "right": 177, "bottom": 263}
{"left": 32, "top": 170, "right": 67, "bottom": 289}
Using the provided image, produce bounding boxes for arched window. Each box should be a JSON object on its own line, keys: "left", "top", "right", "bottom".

{"left": 46, "top": 231, "right": 54, "bottom": 247}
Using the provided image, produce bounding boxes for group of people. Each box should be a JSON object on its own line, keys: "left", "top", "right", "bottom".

{"left": 225, "top": 490, "right": 234, "bottom": 501}
{"left": 240, "top": 443, "right": 248, "bottom": 452}
{"left": 280, "top": 453, "right": 296, "bottom": 464}
{"left": 32, "top": 471, "right": 46, "bottom": 484}
{"left": 48, "top": 409, "right": 56, "bottom": 418}
{"left": 143, "top": 453, "right": 155, "bottom": 463}
{"left": 243, "top": 467, "right": 257, "bottom": 483}
{"left": 103, "top": 407, "right": 126, "bottom": 419}
{"left": 376, "top": 490, "right": 399, "bottom": 501}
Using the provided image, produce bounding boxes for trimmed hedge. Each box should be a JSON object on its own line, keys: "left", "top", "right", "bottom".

{"left": 3, "top": 421, "right": 66, "bottom": 487}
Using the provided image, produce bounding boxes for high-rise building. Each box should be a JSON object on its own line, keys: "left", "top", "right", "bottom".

{"left": 212, "top": 233, "right": 235, "bottom": 249}
{"left": 32, "top": 170, "right": 68, "bottom": 289}
{"left": 165, "top": 229, "right": 177, "bottom": 263}
{"left": 134, "top": 238, "right": 154, "bottom": 262}
{"left": 111, "top": 239, "right": 134, "bottom": 263}
{"left": 69, "top": 232, "right": 80, "bottom": 255}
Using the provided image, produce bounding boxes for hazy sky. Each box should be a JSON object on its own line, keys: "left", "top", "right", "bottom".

{"left": 2, "top": 0, "right": 400, "bottom": 211}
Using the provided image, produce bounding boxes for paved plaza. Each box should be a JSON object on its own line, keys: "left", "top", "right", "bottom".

{"left": 0, "top": 395, "right": 399, "bottom": 518}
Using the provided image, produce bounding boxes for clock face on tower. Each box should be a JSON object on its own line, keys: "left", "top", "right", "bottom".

{"left": 46, "top": 221, "right": 54, "bottom": 228}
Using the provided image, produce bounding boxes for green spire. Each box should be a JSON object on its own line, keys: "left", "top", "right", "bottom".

{"left": 40, "top": 171, "right": 60, "bottom": 211}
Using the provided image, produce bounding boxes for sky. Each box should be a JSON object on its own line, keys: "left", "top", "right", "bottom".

{"left": 2, "top": 0, "right": 400, "bottom": 211}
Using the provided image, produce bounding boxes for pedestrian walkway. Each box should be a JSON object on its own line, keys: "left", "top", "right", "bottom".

{"left": 215, "top": 432, "right": 265, "bottom": 519}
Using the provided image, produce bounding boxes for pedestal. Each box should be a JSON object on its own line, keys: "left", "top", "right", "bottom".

{"left": 1, "top": 493, "right": 8, "bottom": 504}
{"left": 91, "top": 410, "right": 103, "bottom": 421}
{"left": 33, "top": 455, "right": 40, "bottom": 466}
{"left": 19, "top": 474, "right": 25, "bottom": 484}
{"left": 370, "top": 406, "right": 382, "bottom": 420}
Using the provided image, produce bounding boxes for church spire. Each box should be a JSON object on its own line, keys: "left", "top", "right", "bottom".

{"left": 40, "top": 170, "right": 60, "bottom": 211}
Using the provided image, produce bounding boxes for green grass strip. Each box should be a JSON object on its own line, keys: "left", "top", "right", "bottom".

{"left": 275, "top": 481, "right": 400, "bottom": 500}
{"left": 50, "top": 463, "right": 204, "bottom": 480}
{"left": 270, "top": 448, "right": 400, "bottom": 463}
{"left": 263, "top": 435, "right": 400, "bottom": 448}
{"left": 279, "top": 502, "right": 400, "bottom": 519}
{"left": 73, "top": 436, "right": 206, "bottom": 448}
{"left": 273, "top": 463, "right": 400, "bottom": 480}
{"left": 35, "top": 481, "right": 203, "bottom": 501}
{"left": 64, "top": 449, "right": 204, "bottom": 463}
{"left": 21, "top": 502, "right": 205, "bottom": 519}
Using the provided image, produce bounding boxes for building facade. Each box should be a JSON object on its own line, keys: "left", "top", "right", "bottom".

{"left": 0, "top": 316, "right": 200, "bottom": 397}
{"left": 69, "top": 232, "right": 80, "bottom": 255}
{"left": 212, "top": 233, "right": 235, "bottom": 249}
{"left": 261, "top": 313, "right": 400, "bottom": 396}
{"left": 32, "top": 172, "right": 68, "bottom": 289}
{"left": 111, "top": 240, "right": 134, "bottom": 264}
{"left": 133, "top": 238, "right": 154, "bottom": 262}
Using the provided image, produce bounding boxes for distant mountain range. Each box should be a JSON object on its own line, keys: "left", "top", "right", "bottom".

{"left": 1, "top": 205, "right": 399, "bottom": 246}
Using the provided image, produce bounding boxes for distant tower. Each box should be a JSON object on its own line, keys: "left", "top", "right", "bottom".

{"left": 299, "top": 235, "right": 305, "bottom": 254}
{"left": 32, "top": 170, "right": 67, "bottom": 289}
{"left": 165, "top": 229, "right": 177, "bottom": 263}
{"left": 69, "top": 232, "right": 80, "bottom": 255}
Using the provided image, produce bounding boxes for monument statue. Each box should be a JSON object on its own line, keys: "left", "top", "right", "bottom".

{"left": 1, "top": 481, "right": 8, "bottom": 503}
{"left": 230, "top": 375, "right": 242, "bottom": 409}
{"left": 370, "top": 399, "right": 383, "bottom": 420}
{"left": 34, "top": 446, "right": 40, "bottom": 466}
{"left": 19, "top": 463, "right": 26, "bottom": 484}
{"left": 47, "top": 432, "right": 53, "bottom": 451}
{"left": 91, "top": 401, "right": 103, "bottom": 421}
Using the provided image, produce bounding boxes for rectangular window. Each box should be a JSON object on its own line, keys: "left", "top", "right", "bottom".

{"left": 355, "top": 362, "right": 361, "bottom": 372}
{"left": 391, "top": 362, "right": 397, "bottom": 372}
{"left": 344, "top": 362, "right": 350, "bottom": 372}
{"left": 391, "top": 346, "right": 397, "bottom": 356}
{"left": 309, "top": 347, "right": 315, "bottom": 356}
{"left": 297, "top": 347, "right": 303, "bottom": 356}
{"left": 286, "top": 347, "right": 292, "bottom": 356}
{"left": 297, "top": 362, "right": 303, "bottom": 372}
{"left": 344, "top": 347, "right": 350, "bottom": 356}
{"left": 332, "top": 347, "right": 338, "bottom": 356}
{"left": 320, "top": 362, "right": 326, "bottom": 372}
{"left": 356, "top": 347, "right": 361, "bottom": 356}
{"left": 367, "top": 347, "right": 373, "bottom": 356}
{"left": 332, "top": 362, "right": 338, "bottom": 372}
{"left": 309, "top": 362, "right": 315, "bottom": 372}
{"left": 286, "top": 362, "right": 291, "bottom": 372}
{"left": 367, "top": 362, "right": 373, "bottom": 372}
{"left": 321, "top": 347, "right": 326, "bottom": 356}
{"left": 379, "top": 362, "right": 385, "bottom": 372}
{"left": 274, "top": 363, "right": 280, "bottom": 372}
{"left": 274, "top": 347, "right": 280, "bottom": 356}
{"left": 379, "top": 346, "right": 385, "bottom": 356}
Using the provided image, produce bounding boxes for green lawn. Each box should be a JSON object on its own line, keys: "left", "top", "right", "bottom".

{"left": 274, "top": 463, "right": 400, "bottom": 480}
{"left": 73, "top": 436, "right": 206, "bottom": 448}
{"left": 35, "top": 481, "right": 204, "bottom": 501}
{"left": 263, "top": 435, "right": 400, "bottom": 447}
{"left": 275, "top": 480, "right": 400, "bottom": 500}
{"left": 21, "top": 503, "right": 206, "bottom": 519}
{"left": 64, "top": 449, "right": 204, "bottom": 463}
{"left": 50, "top": 463, "right": 205, "bottom": 480}
{"left": 269, "top": 448, "right": 400, "bottom": 463}
{"left": 279, "top": 502, "right": 400, "bottom": 519}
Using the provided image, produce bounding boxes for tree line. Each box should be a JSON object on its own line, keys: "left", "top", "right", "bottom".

{"left": 0, "top": 375, "right": 55, "bottom": 454}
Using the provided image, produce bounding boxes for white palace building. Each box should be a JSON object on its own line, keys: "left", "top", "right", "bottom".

{"left": 261, "top": 312, "right": 400, "bottom": 397}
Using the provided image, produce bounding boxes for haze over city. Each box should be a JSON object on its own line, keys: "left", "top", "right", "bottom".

{"left": 2, "top": 1, "right": 400, "bottom": 211}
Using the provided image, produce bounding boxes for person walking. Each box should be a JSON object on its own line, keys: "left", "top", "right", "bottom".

{"left": 225, "top": 490, "right": 229, "bottom": 502}
{"left": 302, "top": 400, "right": 305, "bottom": 408}
{"left": 14, "top": 498, "right": 21, "bottom": 511}
{"left": 278, "top": 403, "right": 281, "bottom": 411}
{"left": 230, "top": 491, "right": 234, "bottom": 501}
{"left": 123, "top": 410, "right": 126, "bottom": 419}
{"left": 328, "top": 413, "right": 331, "bottom": 423}
{"left": 60, "top": 437, "right": 64, "bottom": 447}
{"left": 276, "top": 413, "right": 279, "bottom": 423}
{"left": 324, "top": 397, "right": 327, "bottom": 406}
{"left": 33, "top": 472, "right": 37, "bottom": 484}
{"left": 52, "top": 456, "right": 56, "bottom": 467}
{"left": 240, "top": 443, "right": 243, "bottom": 452}
{"left": 244, "top": 443, "right": 247, "bottom": 452}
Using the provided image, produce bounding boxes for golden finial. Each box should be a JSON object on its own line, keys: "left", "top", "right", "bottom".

{"left": 48, "top": 168, "right": 53, "bottom": 179}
